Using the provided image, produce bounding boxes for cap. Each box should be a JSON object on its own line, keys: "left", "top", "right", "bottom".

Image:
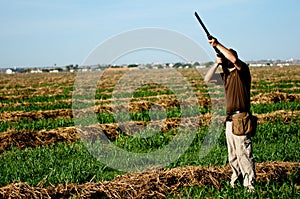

{"left": 228, "top": 48, "right": 238, "bottom": 58}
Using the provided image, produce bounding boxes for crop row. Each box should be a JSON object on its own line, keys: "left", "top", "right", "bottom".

{"left": 0, "top": 66, "right": 299, "bottom": 198}
{"left": 0, "top": 161, "right": 298, "bottom": 198}
{"left": 1, "top": 110, "right": 299, "bottom": 154}
{"left": 1, "top": 66, "right": 299, "bottom": 98}
{"left": 1, "top": 97, "right": 299, "bottom": 127}
{"left": 1, "top": 89, "right": 299, "bottom": 114}
{"left": 0, "top": 119, "right": 298, "bottom": 187}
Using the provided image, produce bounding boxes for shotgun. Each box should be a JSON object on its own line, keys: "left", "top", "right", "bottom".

{"left": 194, "top": 11, "right": 224, "bottom": 58}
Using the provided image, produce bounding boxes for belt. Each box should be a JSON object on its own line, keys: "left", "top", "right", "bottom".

{"left": 228, "top": 110, "right": 241, "bottom": 115}
{"left": 226, "top": 110, "right": 242, "bottom": 121}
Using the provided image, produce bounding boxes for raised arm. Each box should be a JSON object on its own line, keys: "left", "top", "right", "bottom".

{"left": 204, "top": 55, "right": 223, "bottom": 84}
{"left": 208, "top": 37, "right": 244, "bottom": 70}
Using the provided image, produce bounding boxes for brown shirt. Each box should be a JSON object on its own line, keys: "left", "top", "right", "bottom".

{"left": 221, "top": 62, "right": 251, "bottom": 114}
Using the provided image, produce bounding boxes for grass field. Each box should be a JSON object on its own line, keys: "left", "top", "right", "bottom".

{"left": 0, "top": 66, "right": 299, "bottom": 198}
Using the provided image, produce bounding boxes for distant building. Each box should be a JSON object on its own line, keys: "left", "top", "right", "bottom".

{"left": 50, "top": 69, "right": 59, "bottom": 73}
{"left": 6, "top": 68, "right": 15, "bottom": 74}
{"left": 30, "top": 69, "right": 43, "bottom": 73}
{"left": 195, "top": 65, "right": 206, "bottom": 69}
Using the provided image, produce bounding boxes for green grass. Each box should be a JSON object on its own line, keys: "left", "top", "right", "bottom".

{"left": 0, "top": 118, "right": 74, "bottom": 132}
{"left": 251, "top": 102, "right": 300, "bottom": 114}
{"left": 0, "top": 102, "right": 72, "bottom": 113}
{"left": 252, "top": 79, "right": 300, "bottom": 92}
{"left": 167, "top": 181, "right": 299, "bottom": 199}
{"left": 0, "top": 141, "right": 123, "bottom": 187}
{"left": 0, "top": 94, "right": 72, "bottom": 104}
{"left": 253, "top": 121, "right": 300, "bottom": 162}
{"left": 0, "top": 120, "right": 298, "bottom": 187}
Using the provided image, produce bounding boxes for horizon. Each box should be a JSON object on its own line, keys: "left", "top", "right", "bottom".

{"left": 2, "top": 58, "right": 299, "bottom": 70}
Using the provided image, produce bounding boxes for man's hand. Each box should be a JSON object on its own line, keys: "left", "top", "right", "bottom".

{"left": 208, "top": 37, "right": 219, "bottom": 47}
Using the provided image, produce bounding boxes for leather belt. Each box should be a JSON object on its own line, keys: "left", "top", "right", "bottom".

{"left": 226, "top": 110, "right": 242, "bottom": 121}
{"left": 229, "top": 110, "right": 241, "bottom": 115}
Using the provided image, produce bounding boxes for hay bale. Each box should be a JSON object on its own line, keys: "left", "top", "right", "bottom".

{"left": 0, "top": 161, "right": 298, "bottom": 199}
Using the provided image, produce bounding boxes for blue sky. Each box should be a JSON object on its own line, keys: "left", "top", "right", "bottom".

{"left": 1, "top": 0, "right": 299, "bottom": 67}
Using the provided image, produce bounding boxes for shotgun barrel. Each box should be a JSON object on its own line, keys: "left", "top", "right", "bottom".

{"left": 194, "top": 12, "right": 212, "bottom": 39}
{"left": 194, "top": 11, "right": 224, "bottom": 57}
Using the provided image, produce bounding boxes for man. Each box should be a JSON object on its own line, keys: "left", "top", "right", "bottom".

{"left": 204, "top": 37, "right": 256, "bottom": 191}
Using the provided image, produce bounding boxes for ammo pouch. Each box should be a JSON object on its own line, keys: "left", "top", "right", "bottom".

{"left": 232, "top": 112, "right": 257, "bottom": 136}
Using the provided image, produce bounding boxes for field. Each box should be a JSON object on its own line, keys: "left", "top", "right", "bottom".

{"left": 0, "top": 66, "right": 299, "bottom": 198}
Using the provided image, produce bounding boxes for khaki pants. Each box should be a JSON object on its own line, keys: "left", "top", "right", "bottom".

{"left": 226, "top": 121, "right": 256, "bottom": 188}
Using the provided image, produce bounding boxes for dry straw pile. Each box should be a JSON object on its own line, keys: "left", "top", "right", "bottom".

{"left": 0, "top": 161, "right": 298, "bottom": 198}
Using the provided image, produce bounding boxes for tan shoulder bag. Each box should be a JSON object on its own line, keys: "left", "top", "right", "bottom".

{"left": 232, "top": 112, "right": 257, "bottom": 136}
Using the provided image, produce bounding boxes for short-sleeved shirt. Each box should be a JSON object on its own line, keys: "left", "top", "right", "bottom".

{"left": 221, "top": 62, "right": 251, "bottom": 114}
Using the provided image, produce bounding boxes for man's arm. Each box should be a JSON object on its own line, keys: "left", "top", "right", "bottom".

{"left": 204, "top": 56, "right": 223, "bottom": 84}
{"left": 208, "top": 37, "right": 244, "bottom": 70}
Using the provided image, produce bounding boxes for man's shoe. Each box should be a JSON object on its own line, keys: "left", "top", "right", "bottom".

{"left": 246, "top": 186, "right": 255, "bottom": 193}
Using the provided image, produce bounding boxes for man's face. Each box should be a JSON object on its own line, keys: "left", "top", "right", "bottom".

{"left": 222, "top": 58, "right": 235, "bottom": 69}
